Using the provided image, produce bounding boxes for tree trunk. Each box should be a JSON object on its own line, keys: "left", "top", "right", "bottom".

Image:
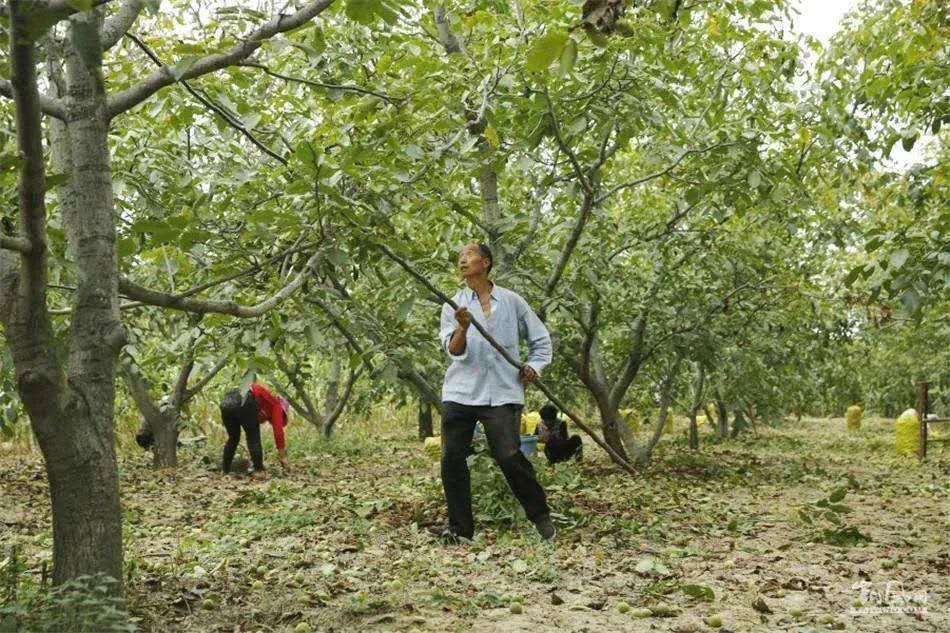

{"left": 43, "top": 420, "right": 123, "bottom": 586}
{"left": 600, "top": 410, "right": 629, "bottom": 460}
{"left": 418, "top": 399, "right": 433, "bottom": 440}
{"left": 150, "top": 412, "right": 178, "bottom": 468}
{"left": 3, "top": 3, "right": 124, "bottom": 591}
{"left": 688, "top": 363, "right": 705, "bottom": 451}
{"left": 715, "top": 396, "right": 729, "bottom": 439}
{"left": 55, "top": 9, "right": 125, "bottom": 587}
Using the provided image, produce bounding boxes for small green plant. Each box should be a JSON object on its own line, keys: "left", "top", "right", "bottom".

{"left": 797, "top": 486, "right": 870, "bottom": 546}
{"left": 0, "top": 566, "right": 134, "bottom": 633}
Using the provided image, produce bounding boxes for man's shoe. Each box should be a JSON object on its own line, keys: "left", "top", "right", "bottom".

{"left": 534, "top": 515, "right": 557, "bottom": 541}
{"left": 427, "top": 525, "right": 470, "bottom": 545}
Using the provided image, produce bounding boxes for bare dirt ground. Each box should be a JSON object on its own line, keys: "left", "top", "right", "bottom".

{"left": 1, "top": 416, "right": 947, "bottom": 632}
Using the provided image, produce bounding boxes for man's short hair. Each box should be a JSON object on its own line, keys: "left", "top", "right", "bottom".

{"left": 540, "top": 403, "right": 558, "bottom": 421}
{"left": 476, "top": 243, "right": 493, "bottom": 274}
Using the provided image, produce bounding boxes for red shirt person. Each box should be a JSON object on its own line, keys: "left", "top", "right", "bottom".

{"left": 220, "top": 383, "right": 290, "bottom": 475}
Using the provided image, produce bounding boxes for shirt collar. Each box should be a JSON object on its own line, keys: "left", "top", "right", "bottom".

{"left": 466, "top": 283, "right": 498, "bottom": 302}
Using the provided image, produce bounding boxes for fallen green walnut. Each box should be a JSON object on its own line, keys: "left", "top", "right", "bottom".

{"left": 617, "top": 601, "right": 630, "bottom": 614}
{"left": 649, "top": 604, "right": 679, "bottom": 617}
{"left": 631, "top": 607, "right": 653, "bottom": 618}
{"left": 704, "top": 615, "right": 723, "bottom": 628}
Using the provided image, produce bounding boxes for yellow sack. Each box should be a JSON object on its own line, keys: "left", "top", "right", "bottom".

{"left": 423, "top": 436, "right": 441, "bottom": 460}
{"left": 846, "top": 405, "right": 862, "bottom": 430}
{"left": 522, "top": 411, "right": 541, "bottom": 435}
{"left": 696, "top": 414, "right": 707, "bottom": 426}
{"left": 620, "top": 408, "right": 641, "bottom": 435}
{"left": 894, "top": 409, "right": 919, "bottom": 455}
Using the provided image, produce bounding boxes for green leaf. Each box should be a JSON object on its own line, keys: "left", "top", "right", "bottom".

{"left": 395, "top": 297, "right": 415, "bottom": 322}
{"left": 324, "top": 248, "right": 348, "bottom": 267}
{"left": 346, "top": 0, "right": 378, "bottom": 25}
{"left": 294, "top": 141, "right": 319, "bottom": 168}
{"left": 900, "top": 288, "right": 921, "bottom": 314}
{"left": 66, "top": 0, "right": 94, "bottom": 11}
{"left": 682, "top": 584, "right": 715, "bottom": 602}
{"left": 558, "top": 37, "right": 577, "bottom": 76}
{"left": 888, "top": 249, "right": 909, "bottom": 270}
{"left": 843, "top": 266, "right": 862, "bottom": 287}
{"left": 484, "top": 125, "right": 500, "bottom": 148}
{"left": 582, "top": 24, "right": 609, "bottom": 48}
{"left": 828, "top": 487, "right": 847, "bottom": 503}
{"left": 305, "top": 324, "right": 322, "bottom": 347}
{"left": 901, "top": 133, "right": 917, "bottom": 152}
{"left": 526, "top": 30, "right": 568, "bottom": 73}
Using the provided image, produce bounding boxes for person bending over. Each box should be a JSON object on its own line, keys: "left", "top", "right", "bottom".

{"left": 219, "top": 381, "right": 290, "bottom": 476}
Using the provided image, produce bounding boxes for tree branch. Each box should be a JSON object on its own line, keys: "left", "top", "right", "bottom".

{"left": 609, "top": 312, "right": 648, "bottom": 409}
{"left": 107, "top": 0, "right": 336, "bottom": 118}
{"left": 542, "top": 90, "right": 593, "bottom": 195}
{"left": 100, "top": 0, "right": 145, "bottom": 51}
{"left": 305, "top": 295, "right": 374, "bottom": 370}
{"left": 433, "top": 5, "right": 461, "bottom": 54}
{"left": 0, "top": 235, "right": 32, "bottom": 253}
{"left": 275, "top": 355, "right": 319, "bottom": 421}
{"left": 118, "top": 252, "right": 320, "bottom": 317}
{"left": 240, "top": 61, "right": 400, "bottom": 105}
{"left": 0, "top": 80, "right": 67, "bottom": 119}
{"left": 169, "top": 356, "right": 195, "bottom": 413}
{"left": 321, "top": 362, "right": 363, "bottom": 436}
{"left": 396, "top": 366, "right": 442, "bottom": 413}
{"left": 8, "top": 0, "right": 53, "bottom": 348}
{"left": 120, "top": 364, "right": 162, "bottom": 421}
{"left": 183, "top": 356, "right": 228, "bottom": 402}
{"left": 125, "top": 33, "right": 287, "bottom": 164}
{"left": 542, "top": 196, "right": 593, "bottom": 298}
{"left": 595, "top": 142, "right": 741, "bottom": 205}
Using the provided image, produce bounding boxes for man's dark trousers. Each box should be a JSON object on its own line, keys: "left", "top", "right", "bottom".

{"left": 441, "top": 401, "right": 549, "bottom": 538}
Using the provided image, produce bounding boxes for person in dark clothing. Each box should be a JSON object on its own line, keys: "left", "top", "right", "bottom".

{"left": 537, "top": 404, "right": 582, "bottom": 464}
{"left": 220, "top": 388, "right": 264, "bottom": 474}
{"left": 219, "top": 382, "right": 290, "bottom": 476}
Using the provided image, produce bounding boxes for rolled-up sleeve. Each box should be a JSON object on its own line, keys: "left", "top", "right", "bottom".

{"left": 440, "top": 300, "right": 468, "bottom": 361}
{"left": 518, "top": 296, "right": 552, "bottom": 375}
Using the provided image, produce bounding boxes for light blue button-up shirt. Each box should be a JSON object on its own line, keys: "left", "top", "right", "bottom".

{"left": 440, "top": 284, "right": 552, "bottom": 406}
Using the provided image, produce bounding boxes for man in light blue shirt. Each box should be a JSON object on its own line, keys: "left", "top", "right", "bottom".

{"left": 435, "top": 242, "right": 555, "bottom": 542}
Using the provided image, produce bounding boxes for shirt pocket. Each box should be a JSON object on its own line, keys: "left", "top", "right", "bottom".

{"left": 493, "top": 309, "right": 519, "bottom": 348}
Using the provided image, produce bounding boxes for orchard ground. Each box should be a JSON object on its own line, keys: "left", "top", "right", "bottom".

{"left": 1, "top": 413, "right": 947, "bottom": 632}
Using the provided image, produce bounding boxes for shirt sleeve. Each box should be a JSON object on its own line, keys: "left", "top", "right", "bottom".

{"left": 271, "top": 412, "right": 286, "bottom": 451}
{"left": 517, "top": 295, "right": 552, "bottom": 375}
{"left": 251, "top": 384, "right": 286, "bottom": 450}
{"left": 440, "top": 297, "right": 468, "bottom": 361}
